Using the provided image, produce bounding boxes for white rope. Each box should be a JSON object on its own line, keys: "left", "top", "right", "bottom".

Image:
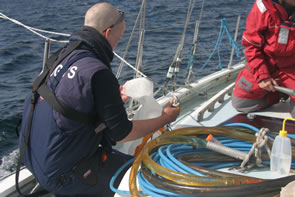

{"left": 240, "top": 128, "right": 271, "bottom": 169}
{"left": 114, "top": 52, "right": 147, "bottom": 78}
{"left": 0, "top": 12, "right": 70, "bottom": 43}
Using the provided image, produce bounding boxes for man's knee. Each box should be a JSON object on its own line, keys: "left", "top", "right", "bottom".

{"left": 290, "top": 101, "right": 295, "bottom": 118}
{"left": 232, "top": 94, "right": 263, "bottom": 113}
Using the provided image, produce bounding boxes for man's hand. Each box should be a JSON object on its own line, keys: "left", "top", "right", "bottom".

{"left": 162, "top": 98, "right": 180, "bottom": 124}
{"left": 258, "top": 78, "right": 278, "bottom": 92}
{"left": 121, "top": 97, "right": 180, "bottom": 142}
{"left": 120, "top": 85, "right": 129, "bottom": 103}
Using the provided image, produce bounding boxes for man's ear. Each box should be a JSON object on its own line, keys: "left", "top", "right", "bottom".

{"left": 103, "top": 28, "right": 112, "bottom": 39}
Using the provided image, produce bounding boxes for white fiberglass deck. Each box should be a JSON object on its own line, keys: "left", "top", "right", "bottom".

{"left": 173, "top": 94, "right": 292, "bottom": 128}
{"left": 115, "top": 96, "right": 293, "bottom": 197}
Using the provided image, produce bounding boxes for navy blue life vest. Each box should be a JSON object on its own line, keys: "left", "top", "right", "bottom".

{"left": 18, "top": 40, "right": 111, "bottom": 194}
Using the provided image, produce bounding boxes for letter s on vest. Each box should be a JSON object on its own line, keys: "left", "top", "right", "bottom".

{"left": 67, "top": 66, "right": 78, "bottom": 79}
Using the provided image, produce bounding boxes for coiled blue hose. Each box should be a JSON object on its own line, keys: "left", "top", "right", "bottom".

{"left": 110, "top": 123, "right": 295, "bottom": 196}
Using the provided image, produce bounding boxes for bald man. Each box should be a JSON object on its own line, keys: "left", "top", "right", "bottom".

{"left": 18, "top": 2, "right": 179, "bottom": 196}
{"left": 84, "top": 3, "right": 125, "bottom": 49}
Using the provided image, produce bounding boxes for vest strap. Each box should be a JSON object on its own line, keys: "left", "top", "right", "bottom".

{"left": 33, "top": 41, "right": 82, "bottom": 92}
{"left": 36, "top": 41, "right": 98, "bottom": 124}
{"left": 15, "top": 93, "right": 49, "bottom": 197}
{"left": 38, "top": 82, "right": 97, "bottom": 124}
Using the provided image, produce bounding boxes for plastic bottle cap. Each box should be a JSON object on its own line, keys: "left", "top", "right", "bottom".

{"left": 206, "top": 134, "right": 213, "bottom": 142}
{"left": 279, "top": 130, "right": 287, "bottom": 137}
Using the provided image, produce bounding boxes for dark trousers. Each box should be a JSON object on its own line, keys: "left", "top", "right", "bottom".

{"left": 53, "top": 151, "right": 132, "bottom": 197}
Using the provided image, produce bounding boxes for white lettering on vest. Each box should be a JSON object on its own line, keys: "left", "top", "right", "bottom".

{"left": 50, "top": 64, "right": 63, "bottom": 77}
{"left": 67, "top": 66, "right": 78, "bottom": 79}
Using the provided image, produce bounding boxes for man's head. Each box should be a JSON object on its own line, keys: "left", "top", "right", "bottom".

{"left": 84, "top": 2, "right": 125, "bottom": 49}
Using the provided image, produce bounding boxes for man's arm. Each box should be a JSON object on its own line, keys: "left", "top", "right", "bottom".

{"left": 92, "top": 69, "right": 180, "bottom": 143}
{"left": 92, "top": 69, "right": 133, "bottom": 141}
{"left": 120, "top": 98, "right": 179, "bottom": 142}
{"left": 242, "top": 2, "right": 271, "bottom": 83}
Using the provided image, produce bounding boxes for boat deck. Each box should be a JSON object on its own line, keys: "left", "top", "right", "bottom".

{"left": 115, "top": 96, "right": 294, "bottom": 197}
{"left": 174, "top": 93, "right": 293, "bottom": 129}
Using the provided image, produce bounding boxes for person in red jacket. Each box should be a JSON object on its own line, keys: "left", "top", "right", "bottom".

{"left": 232, "top": 0, "right": 295, "bottom": 117}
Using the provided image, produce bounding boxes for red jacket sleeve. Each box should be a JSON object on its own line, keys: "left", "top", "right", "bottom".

{"left": 242, "top": 1, "right": 271, "bottom": 82}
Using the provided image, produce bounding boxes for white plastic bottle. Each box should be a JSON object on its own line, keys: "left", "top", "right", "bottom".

{"left": 270, "top": 129, "right": 292, "bottom": 176}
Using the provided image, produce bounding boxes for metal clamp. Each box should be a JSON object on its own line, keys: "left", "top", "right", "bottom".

{"left": 172, "top": 96, "right": 180, "bottom": 107}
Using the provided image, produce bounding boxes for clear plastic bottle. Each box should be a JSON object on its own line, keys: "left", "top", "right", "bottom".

{"left": 270, "top": 129, "right": 292, "bottom": 176}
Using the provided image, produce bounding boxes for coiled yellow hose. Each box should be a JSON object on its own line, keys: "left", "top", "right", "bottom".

{"left": 129, "top": 126, "right": 277, "bottom": 196}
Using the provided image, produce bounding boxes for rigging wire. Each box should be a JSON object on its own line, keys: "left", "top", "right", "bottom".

{"left": 185, "top": 0, "right": 206, "bottom": 85}
{"left": 200, "top": 18, "right": 240, "bottom": 70}
{"left": 1, "top": 3, "right": 244, "bottom": 104}
{"left": 1, "top": 3, "right": 244, "bottom": 89}
{"left": 162, "top": 0, "right": 197, "bottom": 95}
{"left": 114, "top": 52, "right": 147, "bottom": 78}
{"left": 126, "top": 0, "right": 147, "bottom": 112}
{"left": 0, "top": 12, "right": 70, "bottom": 43}
{"left": 116, "top": 0, "right": 145, "bottom": 78}
{"left": 134, "top": 0, "right": 146, "bottom": 79}
{"left": 110, "top": 0, "right": 245, "bottom": 53}
{"left": 0, "top": 11, "right": 147, "bottom": 80}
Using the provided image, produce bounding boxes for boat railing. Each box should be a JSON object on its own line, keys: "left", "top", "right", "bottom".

{"left": 195, "top": 82, "right": 235, "bottom": 122}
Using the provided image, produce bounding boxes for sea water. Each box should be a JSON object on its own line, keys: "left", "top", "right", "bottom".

{"left": 0, "top": 0, "right": 253, "bottom": 178}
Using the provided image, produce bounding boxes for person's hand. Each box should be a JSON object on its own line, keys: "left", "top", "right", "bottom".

{"left": 258, "top": 78, "right": 278, "bottom": 92}
{"left": 162, "top": 98, "right": 180, "bottom": 124}
{"left": 120, "top": 85, "right": 129, "bottom": 103}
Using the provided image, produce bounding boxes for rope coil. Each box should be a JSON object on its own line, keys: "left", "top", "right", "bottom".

{"left": 240, "top": 127, "right": 271, "bottom": 170}
{"left": 110, "top": 125, "right": 295, "bottom": 196}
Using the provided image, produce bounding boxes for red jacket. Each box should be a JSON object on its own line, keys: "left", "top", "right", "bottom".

{"left": 242, "top": 0, "right": 295, "bottom": 82}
